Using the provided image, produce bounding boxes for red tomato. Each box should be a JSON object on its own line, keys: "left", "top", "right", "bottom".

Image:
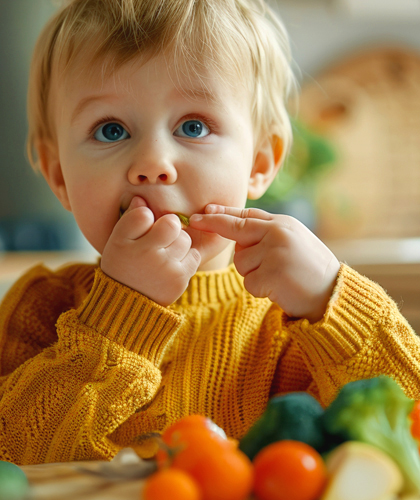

{"left": 410, "top": 401, "right": 420, "bottom": 442}
{"left": 156, "top": 415, "right": 234, "bottom": 469}
{"left": 253, "top": 440, "right": 328, "bottom": 500}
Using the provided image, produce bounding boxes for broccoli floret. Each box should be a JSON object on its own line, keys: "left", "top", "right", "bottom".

{"left": 239, "top": 392, "right": 325, "bottom": 461}
{"left": 321, "top": 376, "right": 420, "bottom": 494}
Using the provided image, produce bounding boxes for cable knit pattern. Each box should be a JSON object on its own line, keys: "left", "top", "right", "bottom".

{"left": 0, "top": 261, "right": 419, "bottom": 465}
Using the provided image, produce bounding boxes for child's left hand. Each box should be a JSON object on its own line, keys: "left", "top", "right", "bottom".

{"left": 189, "top": 205, "right": 340, "bottom": 323}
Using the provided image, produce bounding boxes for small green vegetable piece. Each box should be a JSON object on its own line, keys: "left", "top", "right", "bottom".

{"left": 239, "top": 392, "right": 325, "bottom": 461}
{"left": 0, "top": 461, "right": 29, "bottom": 500}
{"left": 176, "top": 213, "right": 190, "bottom": 227}
{"left": 321, "top": 375, "right": 420, "bottom": 494}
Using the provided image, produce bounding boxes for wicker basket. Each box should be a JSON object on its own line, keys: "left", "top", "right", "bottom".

{"left": 298, "top": 46, "right": 420, "bottom": 240}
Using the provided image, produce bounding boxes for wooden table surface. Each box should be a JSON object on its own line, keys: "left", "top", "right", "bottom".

{"left": 19, "top": 458, "right": 420, "bottom": 500}
{"left": 21, "top": 454, "right": 149, "bottom": 500}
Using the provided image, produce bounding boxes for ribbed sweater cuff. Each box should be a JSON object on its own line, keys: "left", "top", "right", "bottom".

{"left": 76, "top": 268, "right": 184, "bottom": 365}
{"left": 287, "top": 263, "right": 393, "bottom": 367}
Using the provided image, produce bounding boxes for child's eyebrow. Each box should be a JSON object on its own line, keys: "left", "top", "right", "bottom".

{"left": 70, "top": 86, "right": 222, "bottom": 125}
{"left": 71, "top": 94, "right": 117, "bottom": 124}
{"left": 175, "top": 87, "right": 221, "bottom": 106}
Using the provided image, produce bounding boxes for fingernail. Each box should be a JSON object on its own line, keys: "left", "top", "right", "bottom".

{"left": 190, "top": 214, "right": 203, "bottom": 223}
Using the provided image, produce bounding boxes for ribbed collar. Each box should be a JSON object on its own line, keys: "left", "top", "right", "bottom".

{"left": 173, "top": 263, "right": 244, "bottom": 306}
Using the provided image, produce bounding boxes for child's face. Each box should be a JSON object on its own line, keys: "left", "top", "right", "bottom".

{"left": 48, "top": 53, "right": 265, "bottom": 270}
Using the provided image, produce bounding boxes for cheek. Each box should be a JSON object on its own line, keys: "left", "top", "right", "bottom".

{"left": 207, "top": 179, "right": 248, "bottom": 207}
{"left": 65, "top": 174, "right": 118, "bottom": 253}
{"left": 202, "top": 147, "right": 252, "bottom": 206}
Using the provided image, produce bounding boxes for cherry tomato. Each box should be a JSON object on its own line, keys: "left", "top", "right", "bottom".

{"left": 410, "top": 401, "right": 420, "bottom": 441}
{"left": 253, "top": 440, "right": 328, "bottom": 500}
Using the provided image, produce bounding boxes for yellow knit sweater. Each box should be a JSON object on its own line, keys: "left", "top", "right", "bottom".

{"left": 0, "top": 261, "right": 419, "bottom": 465}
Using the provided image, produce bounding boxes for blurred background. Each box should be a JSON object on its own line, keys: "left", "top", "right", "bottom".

{"left": 0, "top": 0, "right": 86, "bottom": 252}
{"left": 0, "top": 0, "right": 419, "bottom": 328}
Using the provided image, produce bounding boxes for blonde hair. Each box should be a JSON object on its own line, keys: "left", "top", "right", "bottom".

{"left": 27, "top": 0, "right": 297, "bottom": 170}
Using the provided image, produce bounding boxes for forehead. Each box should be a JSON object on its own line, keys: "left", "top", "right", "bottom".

{"left": 54, "top": 51, "right": 250, "bottom": 120}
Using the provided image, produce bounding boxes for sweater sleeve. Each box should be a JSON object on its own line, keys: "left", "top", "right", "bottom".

{"left": 280, "top": 263, "right": 420, "bottom": 407}
{"left": 0, "top": 265, "right": 184, "bottom": 465}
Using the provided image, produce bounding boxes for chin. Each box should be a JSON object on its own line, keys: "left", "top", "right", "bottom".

{"left": 188, "top": 227, "right": 233, "bottom": 271}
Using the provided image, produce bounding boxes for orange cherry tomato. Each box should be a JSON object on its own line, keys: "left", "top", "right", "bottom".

{"left": 143, "top": 467, "right": 202, "bottom": 500}
{"left": 154, "top": 414, "right": 251, "bottom": 500}
{"left": 162, "top": 414, "right": 228, "bottom": 444}
{"left": 253, "top": 440, "right": 328, "bottom": 500}
{"left": 171, "top": 431, "right": 253, "bottom": 500}
{"left": 410, "top": 401, "right": 420, "bottom": 442}
{"left": 156, "top": 415, "right": 234, "bottom": 468}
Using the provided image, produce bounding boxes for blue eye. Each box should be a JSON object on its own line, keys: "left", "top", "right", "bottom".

{"left": 175, "top": 120, "right": 210, "bottom": 139}
{"left": 94, "top": 123, "right": 130, "bottom": 143}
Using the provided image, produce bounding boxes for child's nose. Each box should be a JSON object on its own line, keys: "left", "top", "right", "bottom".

{"left": 127, "top": 138, "right": 178, "bottom": 185}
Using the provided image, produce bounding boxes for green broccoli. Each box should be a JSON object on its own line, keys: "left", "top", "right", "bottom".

{"left": 321, "top": 376, "right": 420, "bottom": 494}
{"left": 239, "top": 392, "right": 325, "bottom": 461}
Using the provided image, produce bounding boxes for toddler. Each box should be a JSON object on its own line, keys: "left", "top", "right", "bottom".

{"left": 1, "top": 0, "right": 419, "bottom": 465}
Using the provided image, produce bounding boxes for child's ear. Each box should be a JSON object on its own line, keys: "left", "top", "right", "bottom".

{"left": 248, "top": 134, "right": 283, "bottom": 200}
{"left": 37, "top": 139, "right": 72, "bottom": 212}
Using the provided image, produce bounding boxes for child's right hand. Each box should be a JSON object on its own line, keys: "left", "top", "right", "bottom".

{"left": 100, "top": 196, "right": 201, "bottom": 306}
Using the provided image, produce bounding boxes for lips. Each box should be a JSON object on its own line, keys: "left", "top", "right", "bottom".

{"left": 119, "top": 196, "right": 190, "bottom": 223}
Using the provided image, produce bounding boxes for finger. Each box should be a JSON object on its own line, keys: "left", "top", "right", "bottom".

{"left": 233, "top": 242, "right": 263, "bottom": 277}
{"left": 115, "top": 201, "right": 155, "bottom": 240}
{"left": 123, "top": 195, "right": 148, "bottom": 214}
{"left": 144, "top": 213, "right": 181, "bottom": 248}
{"left": 205, "top": 204, "right": 273, "bottom": 221}
{"left": 189, "top": 213, "right": 268, "bottom": 247}
{"left": 180, "top": 247, "right": 202, "bottom": 276}
{"left": 165, "top": 229, "right": 192, "bottom": 260}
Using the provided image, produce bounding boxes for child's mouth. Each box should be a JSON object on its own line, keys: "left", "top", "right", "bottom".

{"left": 119, "top": 206, "right": 190, "bottom": 229}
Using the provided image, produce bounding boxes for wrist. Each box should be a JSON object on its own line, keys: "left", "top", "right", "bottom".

{"left": 77, "top": 268, "right": 183, "bottom": 361}
{"left": 308, "top": 260, "right": 341, "bottom": 323}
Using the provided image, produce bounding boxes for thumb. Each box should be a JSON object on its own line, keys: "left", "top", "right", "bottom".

{"left": 116, "top": 196, "right": 154, "bottom": 240}
{"left": 123, "top": 195, "right": 148, "bottom": 215}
